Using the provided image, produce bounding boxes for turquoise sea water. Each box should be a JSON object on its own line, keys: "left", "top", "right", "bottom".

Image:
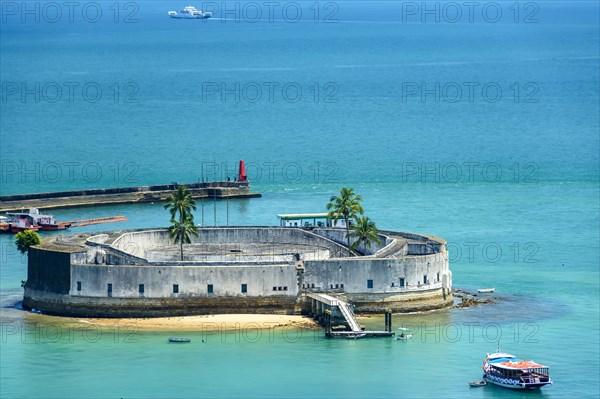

{"left": 1, "top": 1, "right": 599, "bottom": 398}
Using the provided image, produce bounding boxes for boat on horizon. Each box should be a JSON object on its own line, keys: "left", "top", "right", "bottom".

{"left": 168, "top": 6, "right": 212, "bottom": 19}
{"left": 482, "top": 351, "right": 552, "bottom": 389}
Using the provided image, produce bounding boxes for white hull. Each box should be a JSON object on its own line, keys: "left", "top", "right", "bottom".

{"left": 170, "top": 15, "right": 211, "bottom": 19}
{"left": 483, "top": 374, "right": 551, "bottom": 390}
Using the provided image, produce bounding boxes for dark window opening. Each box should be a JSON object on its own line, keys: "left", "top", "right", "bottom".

{"left": 273, "top": 286, "right": 277, "bottom": 291}
{"left": 423, "top": 275, "right": 428, "bottom": 284}
{"left": 367, "top": 279, "right": 373, "bottom": 289}
{"left": 311, "top": 283, "right": 315, "bottom": 288}
{"left": 399, "top": 278, "right": 405, "bottom": 287}
{"left": 207, "top": 284, "right": 213, "bottom": 294}
{"left": 283, "top": 286, "right": 288, "bottom": 291}
{"left": 437, "top": 272, "right": 440, "bottom": 282}
{"left": 241, "top": 284, "right": 247, "bottom": 293}
{"left": 107, "top": 283, "right": 112, "bottom": 296}
{"left": 391, "top": 282, "right": 395, "bottom": 287}
{"left": 139, "top": 284, "right": 144, "bottom": 294}
{"left": 330, "top": 284, "right": 333, "bottom": 289}
{"left": 278, "top": 286, "right": 282, "bottom": 291}
{"left": 340, "top": 284, "right": 344, "bottom": 289}
{"left": 335, "top": 284, "right": 339, "bottom": 289}
{"left": 173, "top": 284, "right": 179, "bottom": 294}
{"left": 76, "top": 281, "right": 81, "bottom": 291}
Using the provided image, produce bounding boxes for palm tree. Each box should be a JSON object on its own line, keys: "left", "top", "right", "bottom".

{"left": 349, "top": 216, "right": 381, "bottom": 254}
{"left": 168, "top": 216, "right": 199, "bottom": 261}
{"left": 326, "top": 187, "right": 364, "bottom": 255}
{"left": 164, "top": 186, "right": 198, "bottom": 261}
{"left": 164, "top": 185, "right": 197, "bottom": 223}
{"left": 15, "top": 230, "right": 41, "bottom": 254}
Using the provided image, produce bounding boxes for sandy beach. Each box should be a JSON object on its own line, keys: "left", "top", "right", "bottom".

{"left": 19, "top": 312, "right": 319, "bottom": 332}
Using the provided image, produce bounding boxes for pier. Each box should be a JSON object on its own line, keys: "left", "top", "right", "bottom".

{"left": 0, "top": 181, "right": 261, "bottom": 212}
{"left": 66, "top": 216, "right": 128, "bottom": 227}
{"left": 306, "top": 293, "right": 394, "bottom": 338}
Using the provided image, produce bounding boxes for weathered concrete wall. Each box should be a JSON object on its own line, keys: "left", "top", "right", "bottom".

{"left": 144, "top": 245, "right": 330, "bottom": 263}
{"left": 301, "top": 251, "right": 450, "bottom": 293}
{"left": 111, "top": 227, "right": 350, "bottom": 260}
{"left": 25, "top": 247, "right": 73, "bottom": 294}
{"left": 70, "top": 263, "right": 299, "bottom": 298}
{"left": 344, "top": 288, "right": 454, "bottom": 313}
{"left": 312, "top": 228, "right": 390, "bottom": 255}
{"left": 380, "top": 231, "right": 446, "bottom": 255}
{"left": 23, "top": 289, "right": 298, "bottom": 317}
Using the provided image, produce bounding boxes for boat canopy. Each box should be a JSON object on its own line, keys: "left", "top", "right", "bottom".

{"left": 488, "top": 358, "right": 548, "bottom": 370}
{"left": 486, "top": 352, "right": 515, "bottom": 360}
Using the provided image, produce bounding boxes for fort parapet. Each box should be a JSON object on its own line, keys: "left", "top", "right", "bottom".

{"left": 23, "top": 227, "right": 453, "bottom": 317}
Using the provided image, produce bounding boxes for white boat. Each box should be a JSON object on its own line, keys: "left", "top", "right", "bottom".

{"left": 168, "top": 5, "right": 212, "bottom": 19}
{"left": 478, "top": 288, "right": 495, "bottom": 293}
{"left": 396, "top": 327, "right": 413, "bottom": 340}
{"left": 482, "top": 351, "right": 552, "bottom": 389}
{"left": 168, "top": 337, "right": 191, "bottom": 343}
{"left": 469, "top": 380, "right": 486, "bottom": 387}
{"left": 346, "top": 333, "right": 367, "bottom": 339}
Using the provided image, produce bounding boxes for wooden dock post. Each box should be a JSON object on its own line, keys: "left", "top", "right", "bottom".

{"left": 325, "top": 309, "right": 332, "bottom": 334}
{"left": 384, "top": 309, "right": 392, "bottom": 332}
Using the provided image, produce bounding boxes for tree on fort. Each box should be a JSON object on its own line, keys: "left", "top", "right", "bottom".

{"left": 15, "top": 230, "right": 41, "bottom": 254}
{"left": 164, "top": 186, "right": 199, "bottom": 261}
{"left": 349, "top": 216, "right": 381, "bottom": 254}
{"left": 326, "top": 187, "right": 364, "bottom": 255}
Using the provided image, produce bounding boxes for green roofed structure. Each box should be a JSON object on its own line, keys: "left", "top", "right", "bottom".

{"left": 277, "top": 213, "right": 346, "bottom": 228}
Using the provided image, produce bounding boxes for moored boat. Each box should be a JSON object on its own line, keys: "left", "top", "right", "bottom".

{"left": 4, "top": 208, "right": 71, "bottom": 233}
{"left": 7, "top": 217, "right": 41, "bottom": 233}
{"left": 345, "top": 333, "right": 367, "bottom": 339}
{"left": 469, "top": 381, "right": 486, "bottom": 387}
{"left": 168, "top": 337, "right": 192, "bottom": 343}
{"left": 482, "top": 352, "right": 552, "bottom": 389}
{"left": 396, "top": 328, "right": 413, "bottom": 341}
{"left": 0, "top": 216, "right": 9, "bottom": 233}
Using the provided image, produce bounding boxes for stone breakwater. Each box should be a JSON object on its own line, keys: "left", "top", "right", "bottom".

{"left": 0, "top": 181, "right": 260, "bottom": 212}
{"left": 23, "top": 226, "right": 453, "bottom": 317}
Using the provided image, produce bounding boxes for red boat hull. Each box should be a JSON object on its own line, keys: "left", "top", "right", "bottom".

{"left": 9, "top": 225, "right": 41, "bottom": 234}
{"left": 38, "top": 223, "right": 71, "bottom": 231}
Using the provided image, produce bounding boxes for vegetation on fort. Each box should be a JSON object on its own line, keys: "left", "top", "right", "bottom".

{"left": 15, "top": 230, "right": 41, "bottom": 254}
{"left": 327, "top": 187, "right": 380, "bottom": 255}
{"left": 349, "top": 216, "right": 382, "bottom": 252}
{"left": 164, "top": 185, "right": 199, "bottom": 261}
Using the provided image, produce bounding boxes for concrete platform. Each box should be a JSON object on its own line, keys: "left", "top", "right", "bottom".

{"left": 0, "top": 181, "right": 260, "bottom": 212}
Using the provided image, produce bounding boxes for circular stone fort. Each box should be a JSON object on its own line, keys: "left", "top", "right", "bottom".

{"left": 23, "top": 227, "right": 453, "bottom": 317}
